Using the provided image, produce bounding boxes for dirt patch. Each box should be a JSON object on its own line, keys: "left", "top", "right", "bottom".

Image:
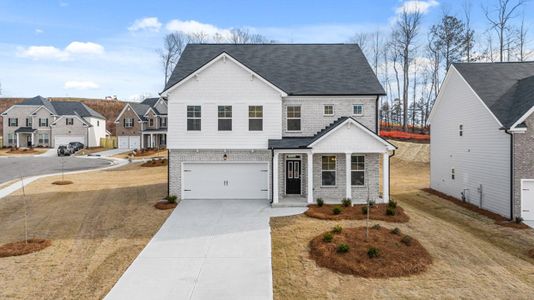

{"left": 0, "top": 239, "right": 51, "bottom": 257}
{"left": 309, "top": 226, "right": 431, "bottom": 278}
{"left": 388, "top": 140, "right": 429, "bottom": 163}
{"left": 529, "top": 249, "right": 534, "bottom": 258}
{"left": 305, "top": 204, "right": 409, "bottom": 223}
{"left": 154, "top": 201, "right": 177, "bottom": 210}
{"left": 422, "top": 188, "right": 530, "bottom": 229}
{"left": 52, "top": 180, "right": 73, "bottom": 185}
{"left": 141, "top": 159, "right": 168, "bottom": 167}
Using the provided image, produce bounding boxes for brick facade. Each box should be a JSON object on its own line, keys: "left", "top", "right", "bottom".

{"left": 513, "top": 113, "right": 534, "bottom": 219}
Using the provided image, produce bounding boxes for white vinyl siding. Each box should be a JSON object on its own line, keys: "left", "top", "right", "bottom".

{"left": 430, "top": 66, "right": 511, "bottom": 217}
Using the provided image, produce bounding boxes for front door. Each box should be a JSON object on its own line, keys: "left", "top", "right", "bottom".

{"left": 26, "top": 135, "right": 31, "bottom": 147}
{"left": 286, "top": 160, "right": 301, "bottom": 194}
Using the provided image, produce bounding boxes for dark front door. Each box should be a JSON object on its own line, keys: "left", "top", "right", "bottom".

{"left": 26, "top": 135, "right": 32, "bottom": 147}
{"left": 285, "top": 160, "right": 301, "bottom": 194}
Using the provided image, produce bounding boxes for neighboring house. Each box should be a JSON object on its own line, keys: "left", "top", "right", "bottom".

{"left": 114, "top": 97, "right": 168, "bottom": 149}
{"left": 161, "top": 44, "right": 396, "bottom": 205}
{"left": 1, "top": 96, "right": 107, "bottom": 148}
{"left": 428, "top": 62, "right": 534, "bottom": 221}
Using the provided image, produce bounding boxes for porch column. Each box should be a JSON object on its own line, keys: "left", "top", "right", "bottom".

{"left": 150, "top": 133, "right": 154, "bottom": 148}
{"left": 30, "top": 133, "right": 34, "bottom": 147}
{"left": 307, "top": 152, "right": 313, "bottom": 203}
{"left": 345, "top": 152, "right": 351, "bottom": 199}
{"left": 272, "top": 151, "right": 279, "bottom": 204}
{"left": 383, "top": 152, "right": 390, "bottom": 203}
{"left": 16, "top": 133, "right": 19, "bottom": 148}
{"left": 140, "top": 134, "right": 144, "bottom": 149}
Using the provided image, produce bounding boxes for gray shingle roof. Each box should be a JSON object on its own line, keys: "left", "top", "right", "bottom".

{"left": 129, "top": 102, "right": 151, "bottom": 121}
{"left": 20, "top": 95, "right": 57, "bottom": 114}
{"left": 453, "top": 62, "right": 534, "bottom": 128}
{"left": 51, "top": 101, "right": 105, "bottom": 119}
{"left": 164, "top": 44, "right": 385, "bottom": 96}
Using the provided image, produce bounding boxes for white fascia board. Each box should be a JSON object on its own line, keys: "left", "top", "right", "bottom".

{"left": 510, "top": 105, "right": 534, "bottom": 130}
{"left": 113, "top": 103, "right": 143, "bottom": 123}
{"left": 30, "top": 105, "right": 56, "bottom": 116}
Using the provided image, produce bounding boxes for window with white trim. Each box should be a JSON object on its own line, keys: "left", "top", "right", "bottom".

{"left": 38, "top": 133, "right": 49, "bottom": 144}
{"left": 321, "top": 155, "right": 336, "bottom": 186}
{"left": 459, "top": 124, "right": 463, "bottom": 136}
{"left": 26, "top": 117, "right": 32, "bottom": 127}
{"left": 218, "top": 106, "right": 232, "bottom": 131}
{"left": 39, "top": 118, "right": 48, "bottom": 127}
{"left": 324, "top": 104, "right": 334, "bottom": 116}
{"left": 353, "top": 104, "right": 363, "bottom": 115}
{"left": 7, "top": 133, "right": 16, "bottom": 145}
{"left": 149, "top": 118, "right": 154, "bottom": 127}
{"left": 351, "top": 155, "right": 365, "bottom": 186}
{"left": 124, "top": 118, "right": 133, "bottom": 128}
{"left": 187, "top": 106, "right": 201, "bottom": 131}
{"left": 249, "top": 106, "right": 263, "bottom": 131}
{"left": 159, "top": 117, "right": 167, "bottom": 128}
{"left": 8, "top": 118, "right": 18, "bottom": 127}
{"left": 66, "top": 118, "right": 74, "bottom": 125}
{"left": 287, "top": 106, "right": 301, "bottom": 131}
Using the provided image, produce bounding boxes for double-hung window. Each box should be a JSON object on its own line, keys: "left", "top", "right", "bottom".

{"left": 324, "top": 105, "right": 334, "bottom": 116}
{"left": 8, "top": 133, "right": 16, "bottom": 145}
{"left": 26, "top": 118, "right": 32, "bottom": 127}
{"left": 187, "top": 106, "right": 201, "bottom": 131}
{"left": 249, "top": 106, "right": 263, "bottom": 131}
{"left": 321, "top": 155, "right": 336, "bottom": 186}
{"left": 149, "top": 118, "right": 154, "bottom": 127}
{"left": 39, "top": 118, "right": 48, "bottom": 127}
{"left": 38, "top": 133, "right": 49, "bottom": 144}
{"left": 66, "top": 118, "right": 74, "bottom": 125}
{"left": 351, "top": 155, "right": 365, "bottom": 186}
{"left": 159, "top": 117, "right": 167, "bottom": 128}
{"left": 8, "top": 118, "right": 18, "bottom": 127}
{"left": 218, "top": 106, "right": 232, "bottom": 131}
{"left": 287, "top": 106, "right": 301, "bottom": 131}
{"left": 124, "top": 118, "right": 133, "bottom": 128}
{"left": 353, "top": 104, "right": 363, "bottom": 116}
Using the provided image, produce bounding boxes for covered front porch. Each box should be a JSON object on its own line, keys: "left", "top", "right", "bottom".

{"left": 14, "top": 127, "right": 37, "bottom": 148}
{"left": 141, "top": 130, "right": 167, "bottom": 149}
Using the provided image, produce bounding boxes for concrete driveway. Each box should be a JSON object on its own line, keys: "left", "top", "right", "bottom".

{"left": 0, "top": 156, "right": 111, "bottom": 184}
{"left": 106, "top": 200, "right": 305, "bottom": 300}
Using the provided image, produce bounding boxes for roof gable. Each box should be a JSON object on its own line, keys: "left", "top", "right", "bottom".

{"left": 163, "top": 44, "right": 385, "bottom": 96}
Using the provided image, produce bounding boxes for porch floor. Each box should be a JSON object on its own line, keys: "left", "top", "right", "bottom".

{"left": 272, "top": 196, "right": 308, "bottom": 208}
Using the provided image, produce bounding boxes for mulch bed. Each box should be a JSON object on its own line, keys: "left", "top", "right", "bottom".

{"left": 6, "top": 148, "right": 41, "bottom": 154}
{"left": 309, "top": 226, "right": 432, "bottom": 278}
{"left": 529, "top": 249, "right": 534, "bottom": 259}
{"left": 422, "top": 188, "right": 530, "bottom": 229}
{"left": 0, "top": 239, "right": 51, "bottom": 257}
{"left": 305, "top": 204, "right": 409, "bottom": 223}
{"left": 141, "top": 159, "right": 168, "bottom": 168}
{"left": 154, "top": 201, "right": 177, "bottom": 210}
{"left": 52, "top": 180, "right": 73, "bottom": 185}
{"left": 134, "top": 149, "right": 164, "bottom": 157}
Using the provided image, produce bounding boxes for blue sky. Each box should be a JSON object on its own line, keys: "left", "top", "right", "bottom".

{"left": 0, "top": 0, "right": 532, "bottom": 100}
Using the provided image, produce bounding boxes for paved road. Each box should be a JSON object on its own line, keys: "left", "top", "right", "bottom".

{"left": 106, "top": 200, "right": 305, "bottom": 300}
{"left": 0, "top": 156, "right": 111, "bottom": 184}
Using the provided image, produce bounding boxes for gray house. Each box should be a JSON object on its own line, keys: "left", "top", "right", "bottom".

{"left": 1, "top": 96, "right": 107, "bottom": 148}
{"left": 429, "top": 62, "right": 534, "bottom": 222}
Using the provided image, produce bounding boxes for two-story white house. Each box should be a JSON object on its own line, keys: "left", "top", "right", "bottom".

{"left": 162, "top": 44, "right": 395, "bottom": 205}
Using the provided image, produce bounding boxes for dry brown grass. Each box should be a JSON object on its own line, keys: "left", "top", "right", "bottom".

{"left": 52, "top": 180, "right": 73, "bottom": 185}
{"left": 141, "top": 159, "right": 168, "bottom": 167}
{"left": 309, "top": 226, "right": 432, "bottom": 278}
{"left": 0, "top": 163, "right": 170, "bottom": 299}
{"left": 0, "top": 239, "right": 51, "bottom": 257}
{"left": 272, "top": 152, "right": 534, "bottom": 299}
{"left": 305, "top": 203, "right": 409, "bottom": 223}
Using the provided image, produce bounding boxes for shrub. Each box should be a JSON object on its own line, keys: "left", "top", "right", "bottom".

{"left": 337, "top": 244, "right": 349, "bottom": 253}
{"left": 371, "top": 224, "right": 381, "bottom": 230}
{"left": 323, "top": 233, "right": 333, "bottom": 242}
{"left": 386, "top": 206, "right": 396, "bottom": 216}
{"left": 332, "top": 207, "right": 342, "bottom": 215}
{"left": 361, "top": 206, "right": 368, "bottom": 215}
{"left": 401, "top": 235, "right": 412, "bottom": 246}
{"left": 388, "top": 199, "right": 397, "bottom": 209}
{"left": 316, "top": 198, "right": 324, "bottom": 207}
{"left": 165, "top": 195, "right": 178, "bottom": 204}
{"left": 367, "top": 247, "right": 380, "bottom": 258}
{"left": 332, "top": 225, "right": 343, "bottom": 234}
{"left": 341, "top": 198, "right": 352, "bottom": 207}
{"left": 391, "top": 227, "right": 401, "bottom": 235}
{"left": 515, "top": 216, "right": 524, "bottom": 224}
{"left": 369, "top": 199, "right": 376, "bottom": 207}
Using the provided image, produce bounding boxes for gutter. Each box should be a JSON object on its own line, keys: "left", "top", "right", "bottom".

{"left": 167, "top": 149, "right": 170, "bottom": 197}
{"left": 504, "top": 129, "right": 514, "bottom": 220}
{"left": 270, "top": 147, "right": 274, "bottom": 204}
{"left": 376, "top": 95, "right": 380, "bottom": 133}
{"left": 389, "top": 149, "right": 395, "bottom": 202}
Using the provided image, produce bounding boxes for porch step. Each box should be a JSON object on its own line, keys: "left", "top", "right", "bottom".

{"left": 271, "top": 202, "right": 309, "bottom": 208}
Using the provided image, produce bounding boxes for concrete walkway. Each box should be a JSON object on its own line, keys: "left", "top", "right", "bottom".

{"left": 89, "top": 148, "right": 130, "bottom": 157}
{"left": 105, "top": 200, "right": 305, "bottom": 300}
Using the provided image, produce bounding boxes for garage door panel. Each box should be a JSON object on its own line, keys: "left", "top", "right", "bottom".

{"left": 118, "top": 136, "right": 140, "bottom": 149}
{"left": 183, "top": 162, "right": 268, "bottom": 200}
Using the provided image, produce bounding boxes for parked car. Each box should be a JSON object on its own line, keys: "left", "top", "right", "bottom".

{"left": 57, "top": 145, "right": 73, "bottom": 156}
{"left": 69, "top": 142, "right": 85, "bottom": 152}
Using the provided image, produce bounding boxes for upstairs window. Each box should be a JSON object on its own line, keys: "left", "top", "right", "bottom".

{"left": 249, "top": 106, "right": 263, "bottom": 131}
{"left": 124, "top": 118, "right": 133, "bottom": 128}
{"left": 351, "top": 155, "right": 365, "bottom": 186}
{"left": 459, "top": 124, "right": 463, "bottom": 136}
{"left": 97, "top": 120, "right": 100, "bottom": 126}
{"left": 8, "top": 118, "right": 18, "bottom": 127}
{"left": 187, "top": 106, "right": 201, "bottom": 131}
{"left": 66, "top": 118, "right": 74, "bottom": 125}
{"left": 287, "top": 106, "right": 301, "bottom": 131}
{"left": 149, "top": 118, "right": 154, "bottom": 127}
{"left": 26, "top": 117, "right": 32, "bottom": 127}
{"left": 159, "top": 117, "right": 167, "bottom": 128}
{"left": 218, "top": 106, "right": 232, "bottom": 131}
{"left": 353, "top": 104, "right": 363, "bottom": 116}
{"left": 39, "top": 118, "right": 48, "bottom": 127}
{"left": 321, "top": 155, "right": 337, "bottom": 186}
{"left": 323, "top": 105, "right": 334, "bottom": 116}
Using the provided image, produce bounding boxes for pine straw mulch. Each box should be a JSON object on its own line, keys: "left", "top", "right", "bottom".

{"left": 422, "top": 188, "right": 530, "bottom": 229}
{"left": 6, "top": 148, "right": 43, "bottom": 154}
{"left": 529, "top": 249, "right": 534, "bottom": 258}
{"left": 134, "top": 149, "right": 166, "bottom": 157}
{"left": 52, "top": 180, "right": 73, "bottom": 185}
{"left": 305, "top": 204, "right": 409, "bottom": 223}
{"left": 141, "top": 159, "right": 168, "bottom": 168}
{"left": 309, "top": 226, "right": 432, "bottom": 278}
{"left": 0, "top": 239, "right": 51, "bottom": 257}
{"left": 154, "top": 201, "right": 177, "bottom": 210}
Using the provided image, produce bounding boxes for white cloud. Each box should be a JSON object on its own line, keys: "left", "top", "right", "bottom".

{"left": 396, "top": 0, "right": 439, "bottom": 14}
{"left": 128, "top": 17, "right": 162, "bottom": 32}
{"left": 166, "top": 19, "right": 231, "bottom": 37}
{"left": 35, "top": 29, "right": 44, "bottom": 34}
{"left": 17, "top": 41, "right": 104, "bottom": 61}
{"left": 64, "top": 80, "right": 99, "bottom": 90}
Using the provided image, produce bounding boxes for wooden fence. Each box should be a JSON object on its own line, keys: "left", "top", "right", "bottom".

{"left": 100, "top": 137, "right": 117, "bottom": 149}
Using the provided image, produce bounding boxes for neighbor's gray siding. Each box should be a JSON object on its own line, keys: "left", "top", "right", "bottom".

{"left": 513, "top": 113, "right": 534, "bottom": 219}
{"left": 281, "top": 96, "right": 377, "bottom": 137}
{"left": 169, "top": 149, "right": 271, "bottom": 199}
{"left": 51, "top": 117, "right": 88, "bottom": 147}
{"left": 2, "top": 105, "right": 38, "bottom": 146}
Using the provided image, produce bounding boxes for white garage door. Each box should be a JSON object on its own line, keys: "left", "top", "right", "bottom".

{"left": 183, "top": 162, "right": 269, "bottom": 200}
{"left": 521, "top": 180, "right": 534, "bottom": 221}
{"left": 54, "top": 135, "right": 84, "bottom": 147}
{"left": 118, "top": 136, "right": 140, "bottom": 149}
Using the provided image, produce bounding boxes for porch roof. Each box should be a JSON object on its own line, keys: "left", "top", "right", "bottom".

{"left": 14, "top": 127, "right": 36, "bottom": 133}
{"left": 268, "top": 137, "right": 313, "bottom": 149}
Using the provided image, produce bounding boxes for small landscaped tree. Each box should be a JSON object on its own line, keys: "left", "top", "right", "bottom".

{"left": 20, "top": 175, "right": 29, "bottom": 243}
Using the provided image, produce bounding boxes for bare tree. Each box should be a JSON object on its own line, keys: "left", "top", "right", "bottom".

{"left": 516, "top": 14, "right": 531, "bottom": 61}
{"left": 229, "top": 28, "right": 268, "bottom": 44}
{"left": 463, "top": 0, "right": 476, "bottom": 62}
{"left": 350, "top": 32, "right": 370, "bottom": 56}
{"left": 188, "top": 31, "right": 210, "bottom": 43}
{"left": 484, "top": 0, "right": 526, "bottom": 62}
{"left": 158, "top": 32, "right": 188, "bottom": 85}
{"left": 430, "top": 14, "right": 467, "bottom": 68}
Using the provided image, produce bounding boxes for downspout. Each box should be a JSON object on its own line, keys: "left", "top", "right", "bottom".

{"left": 389, "top": 149, "right": 396, "bottom": 201}
{"left": 167, "top": 148, "right": 170, "bottom": 197}
{"left": 270, "top": 147, "right": 274, "bottom": 204}
{"left": 504, "top": 129, "right": 514, "bottom": 220}
{"left": 375, "top": 95, "right": 380, "bottom": 133}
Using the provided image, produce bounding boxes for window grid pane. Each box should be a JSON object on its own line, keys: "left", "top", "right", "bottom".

{"left": 324, "top": 105, "right": 333, "bottom": 115}
{"left": 353, "top": 104, "right": 363, "bottom": 115}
